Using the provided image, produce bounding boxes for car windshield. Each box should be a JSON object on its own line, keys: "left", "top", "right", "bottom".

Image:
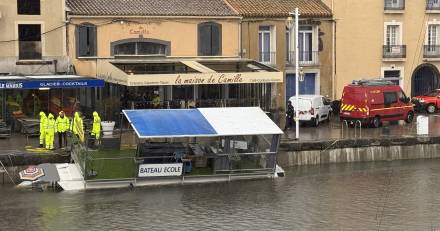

{"left": 425, "top": 91, "right": 439, "bottom": 96}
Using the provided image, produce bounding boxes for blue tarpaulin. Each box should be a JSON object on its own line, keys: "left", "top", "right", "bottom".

{"left": 124, "top": 109, "right": 217, "bottom": 138}
{"left": 123, "top": 107, "right": 283, "bottom": 139}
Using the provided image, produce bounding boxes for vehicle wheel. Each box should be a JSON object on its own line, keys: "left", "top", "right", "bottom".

{"left": 405, "top": 111, "right": 414, "bottom": 123}
{"left": 372, "top": 116, "right": 381, "bottom": 128}
{"left": 314, "top": 116, "right": 320, "bottom": 127}
{"left": 427, "top": 104, "right": 436, "bottom": 114}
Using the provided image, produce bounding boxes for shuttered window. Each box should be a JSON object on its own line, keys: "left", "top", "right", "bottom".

{"left": 76, "top": 24, "right": 97, "bottom": 57}
{"left": 17, "top": 0, "right": 40, "bottom": 15}
{"left": 198, "top": 22, "right": 222, "bottom": 56}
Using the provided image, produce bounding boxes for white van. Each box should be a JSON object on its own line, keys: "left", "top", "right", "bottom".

{"left": 288, "top": 95, "right": 332, "bottom": 126}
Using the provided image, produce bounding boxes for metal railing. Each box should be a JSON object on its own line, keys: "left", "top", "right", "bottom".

{"left": 384, "top": 0, "right": 405, "bottom": 10}
{"left": 286, "top": 51, "right": 319, "bottom": 66}
{"left": 383, "top": 45, "right": 406, "bottom": 58}
{"left": 424, "top": 45, "right": 440, "bottom": 58}
{"left": 426, "top": 0, "right": 440, "bottom": 10}
{"left": 259, "top": 52, "right": 276, "bottom": 65}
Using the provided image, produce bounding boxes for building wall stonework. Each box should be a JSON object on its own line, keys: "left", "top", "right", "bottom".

{"left": 324, "top": 0, "right": 440, "bottom": 97}
{"left": 0, "top": 0, "right": 67, "bottom": 74}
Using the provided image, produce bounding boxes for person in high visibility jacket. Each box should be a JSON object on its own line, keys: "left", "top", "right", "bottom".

{"left": 39, "top": 111, "right": 47, "bottom": 148}
{"left": 91, "top": 111, "right": 101, "bottom": 140}
{"left": 70, "top": 111, "right": 84, "bottom": 142}
{"left": 56, "top": 111, "right": 70, "bottom": 149}
{"left": 45, "top": 113, "right": 56, "bottom": 150}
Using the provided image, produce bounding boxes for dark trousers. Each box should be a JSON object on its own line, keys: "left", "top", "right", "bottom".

{"left": 285, "top": 116, "right": 294, "bottom": 130}
{"left": 58, "top": 132, "right": 67, "bottom": 148}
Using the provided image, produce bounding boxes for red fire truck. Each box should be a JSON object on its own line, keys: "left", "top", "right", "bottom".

{"left": 340, "top": 80, "right": 414, "bottom": 128}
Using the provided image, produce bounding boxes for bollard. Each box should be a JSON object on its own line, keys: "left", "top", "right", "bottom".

{"left": 417, "top": 115, "right": 429, "bottom": 136}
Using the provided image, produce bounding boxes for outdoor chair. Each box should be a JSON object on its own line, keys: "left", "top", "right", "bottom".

{"left": 0, "top": 122, "right": 12, "bottom": 138}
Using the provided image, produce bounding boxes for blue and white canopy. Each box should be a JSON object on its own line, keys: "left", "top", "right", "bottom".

{"left": 123, "top": 107, "right": 283, "bottom": 139}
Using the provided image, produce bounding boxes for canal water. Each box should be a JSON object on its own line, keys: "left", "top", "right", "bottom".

{"left": 1, "top": 159, "right": 440, "bottom": 230}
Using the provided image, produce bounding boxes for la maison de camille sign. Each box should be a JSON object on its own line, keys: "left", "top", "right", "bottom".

{"left": 99, "top": 72, "right": 283, "bottom": 86}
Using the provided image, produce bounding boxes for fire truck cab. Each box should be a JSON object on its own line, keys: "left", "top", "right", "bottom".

{"left": 340, "top": 80, "right": 414, "bottom": 128}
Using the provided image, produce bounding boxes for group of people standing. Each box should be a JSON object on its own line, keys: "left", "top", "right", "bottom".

{"left": 38, "top": 111, "right": 101, "bottom": 150}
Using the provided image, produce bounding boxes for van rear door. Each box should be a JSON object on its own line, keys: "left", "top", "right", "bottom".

{"left": 341, "top": 86, "right": 366, "bottom": 117}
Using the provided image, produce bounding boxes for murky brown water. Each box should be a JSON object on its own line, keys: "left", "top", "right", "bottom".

{"left": 1, "top": 159, "right": 440, "bottom": 230}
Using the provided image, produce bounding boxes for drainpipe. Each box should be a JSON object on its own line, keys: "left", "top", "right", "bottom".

{"left": 239, "top": 20, "right": 242, "bottom": 57}
{"left": 53, "top": 59, "right": 58, "bottom": 74}
{"left": 331, "top": 0, "right": 336, "bottom": 100}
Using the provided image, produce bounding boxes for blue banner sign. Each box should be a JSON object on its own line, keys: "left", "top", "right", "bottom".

{"left": 0, "top": 79, "right": 105, "bottom": 89}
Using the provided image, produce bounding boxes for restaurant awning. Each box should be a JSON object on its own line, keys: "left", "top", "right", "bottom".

{"left": 123, "top": 107, "right": 283, "bottom": 139}
{"left": 97, "top": 58, "right": 283, "bottom": 86}
{"left": 0, "top": 75, "right": 104, "bottom": 89}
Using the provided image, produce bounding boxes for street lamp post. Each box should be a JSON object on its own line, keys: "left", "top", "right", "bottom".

{"left": 286, "top": 8, "right": 300, "bottom": 140}
{"left": 294, "top": 8, "right": 300, "bottom": 140}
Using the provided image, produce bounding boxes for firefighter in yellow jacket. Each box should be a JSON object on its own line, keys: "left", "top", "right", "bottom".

{"left": 70, "top": 111, "right": 84, "bottom": 142}
{"left": 45, "top": 113, "right": 56, "bottom": 150}
{"left": 91, "top": 111, "right": 101, "bottom": 140}
{"left": 39, "top": 111, "right": 47, "bottom": 148}
{"left": 56, "top": 111, "right": 70, "bottom": 149}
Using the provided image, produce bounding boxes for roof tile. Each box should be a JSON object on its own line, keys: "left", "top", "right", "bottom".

{"left": 225, "top": 0, "right": 332, "bottom": 18}
{"left": 67, "top": 0, "right": 239, "bottom": 16}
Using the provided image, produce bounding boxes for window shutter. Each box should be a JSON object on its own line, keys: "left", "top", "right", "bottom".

{"left": 211, "top": 23, "right": 222, "bottom": 56}
{"left": 198, "top": 24, "right": 212, "bottom": 56}
{"left": 89, "top": 25, "right": 97, "bottom": 56}
{"left": 77, "top": 26, "right": 88, "bottom": 56}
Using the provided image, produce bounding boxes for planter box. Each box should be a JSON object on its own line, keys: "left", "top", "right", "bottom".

{"left": 101, "top": 121, "right": 115, "bottom": 136}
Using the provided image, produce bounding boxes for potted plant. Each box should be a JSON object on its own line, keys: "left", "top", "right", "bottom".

{"left": 98, "top": 98, "right": 120, "bottom": 136}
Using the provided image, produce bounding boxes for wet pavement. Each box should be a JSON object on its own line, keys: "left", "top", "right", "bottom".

{"left": 283, "top": 113, "right": 440, "bottom": 141}
{"left": 1, "top": 113, "right": 440, "bottom": 153}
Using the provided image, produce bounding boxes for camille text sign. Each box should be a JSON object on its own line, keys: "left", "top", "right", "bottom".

{"left": 138, "top": 163, "right": 183, "bottom": 177}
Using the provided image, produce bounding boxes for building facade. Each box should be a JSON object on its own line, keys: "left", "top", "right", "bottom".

{"left": 226, "top": 0, "right": 334, "bottom": 112}
{"left": 324, "top": 0, "right": 440, "bottom": 98}
{"left": 0, "top": 0, "right": 69, "bottom": 75}
{"left": 0, "top": 0, "right": 103, "bottom": 123}
{"left": 66, "top": 0, "right": 283, "bottom": 121}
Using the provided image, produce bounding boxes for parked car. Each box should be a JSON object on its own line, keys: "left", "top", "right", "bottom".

{"left": 340, "top": 79, "right": 414, "bottom": 128}
{"left": 288, "top": 95, "right": 332, "bottom": 127}
{"left": 412, "top": 89, "right": 440, "bottom": 113}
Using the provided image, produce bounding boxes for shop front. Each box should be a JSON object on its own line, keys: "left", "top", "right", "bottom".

{"left": 0, "top": 75, "right": 104, "bottom": 130}
{"left": 96, "top": 58, "right": 283, "bottom": 117}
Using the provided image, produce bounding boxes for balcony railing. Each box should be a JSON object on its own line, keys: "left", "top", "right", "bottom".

{"left": 19, "top": 41, "right": 42, "bottom": 60}
{"left": 259, "top": 52, "right": 276, "bottom": 65}
{"left": 384, "top": 0, "right": 405, "bottom": 10}
{"left": 286, "top": 51, "right": 319, "bottom": 66}
{"left": 383, "top": 45, "right": 406, "bottom": 59}
{"left": 424, "top": 45, "right": 440, "bottom": 58}
{"left": 426, "top": 0, "right": 440, "bottom": 10}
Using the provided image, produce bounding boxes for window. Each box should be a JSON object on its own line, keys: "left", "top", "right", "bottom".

{"left": 384, "top": 92, "right": 398, "bottom": 107}
{"left": 428, "top": 0, "right": 440, "bottom": 8}
{"left": 386, "top": 25, "right": 400, "bottom": 46}
{"left": 286, "top": 28, "right": 291, "bottom": 62}
{"left": 111, "top": 39, "right": 169, "bottom": 56}
{"left": 259, "top": 26, "right": 272, "bottom": 63}
{"left": 428, "top": 24, "right": 440, "bottom": 48}
{"left": 17, "top": 0, "right": 40, "bottom": 15}
{"left": 18, "top": 24, "right": 42, "bottom": 60}
{"left": 114, "top": 42, "right": 167, "bottom": 56}
{"left": 299, "top": 26, "right": 313, "bottom": 62}
{"left": 198, "top": 22, "right": 222, "bottom": 56}
{"left": 76, "top": 24, "right": 97, "bottom": 57}
{"left": 384, "top": 70, "right": 401, "bottom": 85}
